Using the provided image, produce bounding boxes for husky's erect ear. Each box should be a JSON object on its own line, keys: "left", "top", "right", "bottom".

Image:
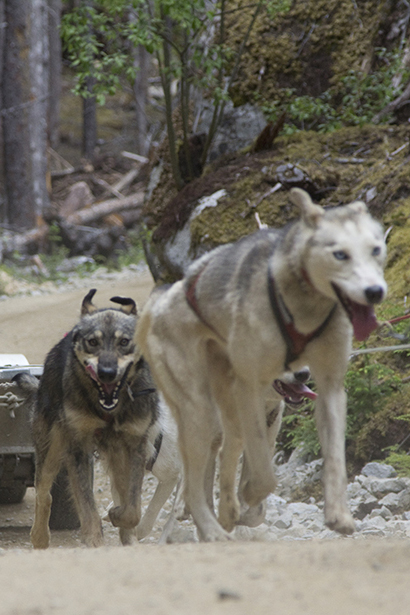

{"left": 290, "top": 188, "right": 324, "bottom": 228}
{"left": 81, "top": 289, "right": 97, "bottom": 315}
{"left": 110, "top": 296, "right": 138, "bottom": 315}
{"left": 347, "top": 200, "right": 368, "bottom": 215}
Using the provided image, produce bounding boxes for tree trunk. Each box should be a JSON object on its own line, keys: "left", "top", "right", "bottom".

{"left": 82, "top": 0, "right": 97, "bottom": 160}
{"left": 1, "top": 0, "right": 50, "bottom": 230}
{"left": 82, "top": 77, "right": 97, "bottom": 160}
{"left": 29, "top": 0, "right": 50, "bottom": 224}
{"left": 133, "top": 44, "right": 149, "bottom": 156}
{"left": 48, "top": 0, "right": 62, "bottom": 149}
{"left": 0, "top": 0, "right": 5, "bottom": 209}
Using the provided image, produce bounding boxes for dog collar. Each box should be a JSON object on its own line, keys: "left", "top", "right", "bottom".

{"left": 267, "top": 268, "right": 337, "bottom": 369}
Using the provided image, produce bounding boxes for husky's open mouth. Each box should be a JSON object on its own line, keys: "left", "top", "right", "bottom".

{"left": 273, "top": 379, "right": 317, "bottom": 406}
{"left": 85, "top": 364, "right": 124, "bottom": 411}
{"left": 331, "top": 283, "right": 378, "bottom": 341}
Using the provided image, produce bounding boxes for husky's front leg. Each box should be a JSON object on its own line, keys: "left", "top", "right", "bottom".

{"left": 314, "top": 384, "right": 355, "bottom": 535}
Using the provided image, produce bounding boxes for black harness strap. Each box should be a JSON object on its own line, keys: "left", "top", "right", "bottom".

{"left": 146, "top": 432, "right": 163, "bottom": 472}
{"left": 267, "top": 268, "right": 337, "bottom": 369}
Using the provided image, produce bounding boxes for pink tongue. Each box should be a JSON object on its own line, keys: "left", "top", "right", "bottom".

{"left": 351, "top": 303, "right": 378, "bottom": 341}
{"left": 102, "top": 382, "right": 116, "bottom": 396}
{"left": 86, "top": 364, "right": 98, "bottom": 381}
{"left": 85, "top": 365, "right": 116, "bottom": 396}
{"left": 291, "top": 382, "right": 318, "bottom": 401}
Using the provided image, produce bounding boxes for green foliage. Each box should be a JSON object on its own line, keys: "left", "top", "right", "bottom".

{"left": 263, "top": 48, "right": 410, "bottom": 133}
{"left": 383, "top": 447, "right": 410, "bottom": 477}
{"left": 345, "top": 358, "right": 402, "bottom": 438}
{"left": 115, "top": 231, "right": 145, "bottom": 269}
{"left": 281, "top": 405, "right": 321, "bottom": 458}
{"left": 61, "top": 1, "right": 291, "bottom": 186}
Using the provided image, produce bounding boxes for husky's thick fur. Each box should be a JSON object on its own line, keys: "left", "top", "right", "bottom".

{"left": 136, "top": 188, "right": 387, "bottom": 541}
{"left": 28, "top": 289, "right": 180, "bottom": 548}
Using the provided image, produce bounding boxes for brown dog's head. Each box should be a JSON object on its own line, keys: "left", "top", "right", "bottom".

{"left": 73, "top": 289, "right": 140, "bottom": 411}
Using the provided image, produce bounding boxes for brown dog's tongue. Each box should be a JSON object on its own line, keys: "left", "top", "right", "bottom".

{"left": 351, "top": 303, "right": 378, "bottom": 341}
{"left": 102, "top": 382, "right": 116, "bottom": 396}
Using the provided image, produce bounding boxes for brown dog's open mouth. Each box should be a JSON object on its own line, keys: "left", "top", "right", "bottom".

{"left": 273, "top": 379, "right": 317, "bottom": 406}
{"left": 331, "top": 283, "right": 378, "bottom": 341}
{"left": 85, "top": 364, "right": 123, "bottom": 411}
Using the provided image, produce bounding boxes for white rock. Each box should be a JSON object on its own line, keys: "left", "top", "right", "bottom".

{"left": 361, "top": 462, "right": 397, "bottom": 478}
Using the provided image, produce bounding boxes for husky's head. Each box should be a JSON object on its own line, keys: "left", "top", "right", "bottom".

{"left": 73, "top": 289, "right": 139, "bottom": 411}
{"left": 291, "top": 188, "right": 387, "bottom": 341}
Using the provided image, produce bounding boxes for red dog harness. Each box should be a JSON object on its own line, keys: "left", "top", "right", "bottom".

{"left": 267, "top": 267, "right": 336, "bottom": 369}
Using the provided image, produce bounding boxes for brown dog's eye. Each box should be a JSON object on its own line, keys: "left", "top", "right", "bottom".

{"left": 88, "top": 338, "right": 99, "bottom": 347}
{"left": 120, "top": 338, "right": 130, "bottom": 347}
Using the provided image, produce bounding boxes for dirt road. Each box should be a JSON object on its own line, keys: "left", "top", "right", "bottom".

{"left": 0, "top": 269, "right": 410, "bottom": 615}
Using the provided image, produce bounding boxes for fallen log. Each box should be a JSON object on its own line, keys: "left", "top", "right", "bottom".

{"left": 1, "top": 190, "right": 145, "bottom": 259}
{"left": 65, "top": 190, "right": 145, "bottom": 225}
{"left": 1, "top": 226, "right": 49, "bottom": 258}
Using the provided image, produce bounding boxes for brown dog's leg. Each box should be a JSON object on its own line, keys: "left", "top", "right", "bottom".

{"left": 233, "top": 378, "right": 276, "bottom": 507}
{"left": 107, "top": 437, "right": 145, "bottom": 545}
{"left": 31, "top": 427, "right": 64, "bottom": 549}
{"left": 65, "top": 446, "right": 103, "bottom": 547}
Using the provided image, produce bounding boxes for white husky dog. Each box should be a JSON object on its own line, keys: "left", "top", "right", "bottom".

{"left": 136, "top": 188, "right": 387, "bottom": 541}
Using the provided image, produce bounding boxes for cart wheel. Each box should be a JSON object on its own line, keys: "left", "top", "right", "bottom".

{"left": 0, "top": 483, "right": 27, "bottom": 504}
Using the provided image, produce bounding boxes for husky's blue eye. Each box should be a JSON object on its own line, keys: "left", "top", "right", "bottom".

{"left": 372, "top": 246, "right": 381, "bottom": 256}
{"left": 333, "top": 250, "right": 348, "bottom": 260}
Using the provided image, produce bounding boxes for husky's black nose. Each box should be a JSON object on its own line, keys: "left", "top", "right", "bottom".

{"left": 97, "top": 364, "right": 117, "bottom": 383}
{"left": 365, "top": 285, "right": 384, "bottom": 304}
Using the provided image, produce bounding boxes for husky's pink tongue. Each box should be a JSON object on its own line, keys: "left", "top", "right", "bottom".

{"left": 351, "top": 302, "right": 378, "bottom": 341}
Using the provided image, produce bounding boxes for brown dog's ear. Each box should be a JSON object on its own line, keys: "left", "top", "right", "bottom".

{"left": 290, "top": 188, "right": 324, "bottom": 229}
{"left": 81, "top": 289, "right": 97, "bottom": 315}
{"left": 110, "top": 296, "right": 138, "bottom": 315}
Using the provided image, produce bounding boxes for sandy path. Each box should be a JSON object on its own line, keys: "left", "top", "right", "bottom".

{"left": 0, "top": 269, "right": 410, "bottom": 614}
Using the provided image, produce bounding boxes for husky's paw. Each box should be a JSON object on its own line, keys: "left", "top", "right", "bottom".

{"left": 109, "top": 504, "right": 141, "bottom": 529}
{"left": 237, "top": 501, "right": 267, "bottom": 528}
{"left": 193, "top": 514, "right": 232, "bottom": 542}
{"left": 218, "top": 496, "right": 240, "bottom": 533}
{"left": 30, "top": 526, "right": 51, "bottom": 549}
{"left": 242, "top": 476, "right": 276, "bottom": 508}
{"left": 325, "top": 510, "right": 355, "bottom": 535}
{"left": 199, "top": 525, "right": 232, "bottom": 542}
{"left": 82, "top": 530, "right": 104, "bottom": 548}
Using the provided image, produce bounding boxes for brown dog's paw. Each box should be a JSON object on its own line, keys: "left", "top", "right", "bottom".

{"left": 109, "top": 504, "right": 141, "bottom": 529}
